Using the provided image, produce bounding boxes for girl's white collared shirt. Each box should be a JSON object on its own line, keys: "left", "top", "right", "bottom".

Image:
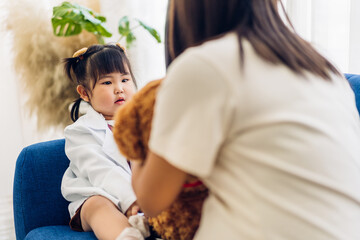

{"left": 61, "top": 105, "right": 135, "bottom": 218}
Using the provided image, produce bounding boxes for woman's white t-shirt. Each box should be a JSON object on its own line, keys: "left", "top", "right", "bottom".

{"left": 149, "top": 33, "right": 360, "bottom": 240}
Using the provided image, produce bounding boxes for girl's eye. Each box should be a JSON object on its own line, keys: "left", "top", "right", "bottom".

{"left": 122, "top": 78, "right": 129, "bottom": 83}
{"left": 102, "top": 81, "right": 112, "bottom": 85}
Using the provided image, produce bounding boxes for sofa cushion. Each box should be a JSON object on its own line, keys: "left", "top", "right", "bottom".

{"left": 25, "top": 226, "right": 96, "bottom": 240}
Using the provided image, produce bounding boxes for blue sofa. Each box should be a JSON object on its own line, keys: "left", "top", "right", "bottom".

{"left": 13, "top": 139, "right": 96, "bottom": 240}
{"left": 13, "top": 74, "right": 360, "bottom": 239}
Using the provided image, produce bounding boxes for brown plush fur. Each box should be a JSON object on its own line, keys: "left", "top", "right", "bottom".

{"left": 4, "top": 0, "right": 98, "bottom": 131}
{"left": 113, "top": 79, "right": 208, "bottom": 240}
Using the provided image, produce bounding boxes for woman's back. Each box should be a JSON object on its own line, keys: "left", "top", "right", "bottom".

{"left": 152, "top": 32, "right": 360, "bottom": 239}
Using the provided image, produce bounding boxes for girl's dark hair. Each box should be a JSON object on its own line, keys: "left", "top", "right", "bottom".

{"left": 165, "top": 0, "right": 341, "bottom": 79}
{"left": 64, "top": 44, "right": 137, "bottom": 122}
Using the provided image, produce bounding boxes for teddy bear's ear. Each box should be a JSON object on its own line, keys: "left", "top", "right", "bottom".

{"left": 113, "top": 96, "right": 146, "bottom": 161}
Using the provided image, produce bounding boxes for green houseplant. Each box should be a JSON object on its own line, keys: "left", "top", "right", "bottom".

{"left": 51, "top": 1, "right": 161, "bottom": 47}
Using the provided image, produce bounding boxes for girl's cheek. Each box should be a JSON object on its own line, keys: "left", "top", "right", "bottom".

{"left": 127, "top": 85, "right": 137, "bottom": 95}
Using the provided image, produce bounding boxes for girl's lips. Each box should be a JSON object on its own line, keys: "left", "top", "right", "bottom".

{"left": 115, "top": 98, "right": 125, "bottom": 105}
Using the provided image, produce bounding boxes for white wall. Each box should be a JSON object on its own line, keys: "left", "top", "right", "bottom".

{"left": 0, "top": 27, "right": 21, "bottom": 240}
{"left": 99, "top": 0, "right": 167, "bottom": 87}
{"left": 0, "top": 30, "right": 22, "bottom": 205}
{"left": 285, "top": 0, "right": 360, "bottom": 74}
{"left": 0, "top": 28, "right": 63, "bottom": 240}
{"left": 349, "top": 0, "right": 360, "bottom": 73}
{"left": 0, "top": 0, "right": 64, "bottom": 208}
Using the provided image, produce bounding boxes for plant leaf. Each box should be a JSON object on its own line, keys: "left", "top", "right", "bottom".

{"left": 126, "top": 32, "right": 136, "bottom": 48}
{"left": 52, "top": 1, "right": 112, "bottom": 38}
{"left": 52, "top": 1, "right": 161, "bottom": 48}
{"left": 118, "top": 16, "right": 135, "bottom": 47}
{"left": 52, "top": 16, "right": 82, "bottom": 36}
{"left": 82, "top": 21, "right": 112, "bottom": 37}
{"left": 136, "top": 19, "right": 161, "bottom": 43}
{"left": 118, "top": 16, "right": 131, "bottom": 36}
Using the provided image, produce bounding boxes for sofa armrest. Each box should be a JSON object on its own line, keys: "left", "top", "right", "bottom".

{"left": 13, "top": 139, "right": 70, "bottom": 240}
{"left": 345, "top": 73, "right": 360, "bottom": 114}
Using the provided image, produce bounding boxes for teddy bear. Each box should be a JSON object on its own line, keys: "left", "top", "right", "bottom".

{"left": 113, "top": 79, "right": 209, "bottom": 240}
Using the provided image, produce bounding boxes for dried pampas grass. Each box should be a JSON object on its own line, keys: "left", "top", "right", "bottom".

{"left": 5, "top": 0, "right": 98, "bottom": 131}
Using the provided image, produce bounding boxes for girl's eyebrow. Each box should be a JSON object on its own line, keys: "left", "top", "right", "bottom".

{"left": 99, "top": 72, "right": 130, "bottom": 79}
{"left": 99, "top": 75, "right": 110, "bottom": 80}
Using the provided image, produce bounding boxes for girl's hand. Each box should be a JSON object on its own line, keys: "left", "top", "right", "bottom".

{"left": 126, "top": 201, "right": 140, "bottom": 218}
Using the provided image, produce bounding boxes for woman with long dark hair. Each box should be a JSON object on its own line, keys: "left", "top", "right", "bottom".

{"left": 131, "top": 1, "right": 360, "bottom": 239}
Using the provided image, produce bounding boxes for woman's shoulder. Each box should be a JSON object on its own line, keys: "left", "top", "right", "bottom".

{"left": 166, "top": 32, "right": 241, "bottom": 87}
{"left": 171, "top": 33, "right": 239, "bottom": 70}
{"left": 182, "top": 32, "right": 238, "bottom": 59}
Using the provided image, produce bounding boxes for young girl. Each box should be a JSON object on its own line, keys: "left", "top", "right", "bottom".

{"left": 61, "top": 44, "right": 149, "bottom": 240}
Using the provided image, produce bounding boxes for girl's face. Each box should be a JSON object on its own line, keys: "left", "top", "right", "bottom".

{"left": 77, "top": 70, "right": 136, "bottom": 120}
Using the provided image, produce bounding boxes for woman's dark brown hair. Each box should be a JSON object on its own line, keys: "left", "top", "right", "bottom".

{"left": 165, "top": 0, "right": 340, "bottom": 79}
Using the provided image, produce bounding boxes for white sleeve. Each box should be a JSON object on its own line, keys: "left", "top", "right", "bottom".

{"left": 149, "top": 52, "right": 233, "bottom": 178}
{"left": 64, "top": 125, "right": 136, "bottom": 213}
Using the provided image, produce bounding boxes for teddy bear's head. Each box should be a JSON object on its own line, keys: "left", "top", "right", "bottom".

{"left": 113, "top": 79, "right": 162, "bottom": 161}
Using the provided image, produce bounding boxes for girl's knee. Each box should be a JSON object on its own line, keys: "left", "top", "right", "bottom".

{"left": 83, "top": 195, "right": 115, "bottom": 212}
{"left": 81, "top": 195, "right": 117, "bottom": 226}
{"left": 80, "top": 195, "right": 130, "bottom": 234}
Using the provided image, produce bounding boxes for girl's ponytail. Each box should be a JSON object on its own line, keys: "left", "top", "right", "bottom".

{"left": 63, "top": 56, "right": 82, "bottom": 83}
{"left": 64, "top": 48, "right": 89, "bottom": 122}
{"left": 70, "top": 98, "right": 82, "bottom": 122}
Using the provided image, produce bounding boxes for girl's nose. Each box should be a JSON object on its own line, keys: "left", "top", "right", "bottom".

{"left": 115, "top": 85, "right": 124, "bottom": 94}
